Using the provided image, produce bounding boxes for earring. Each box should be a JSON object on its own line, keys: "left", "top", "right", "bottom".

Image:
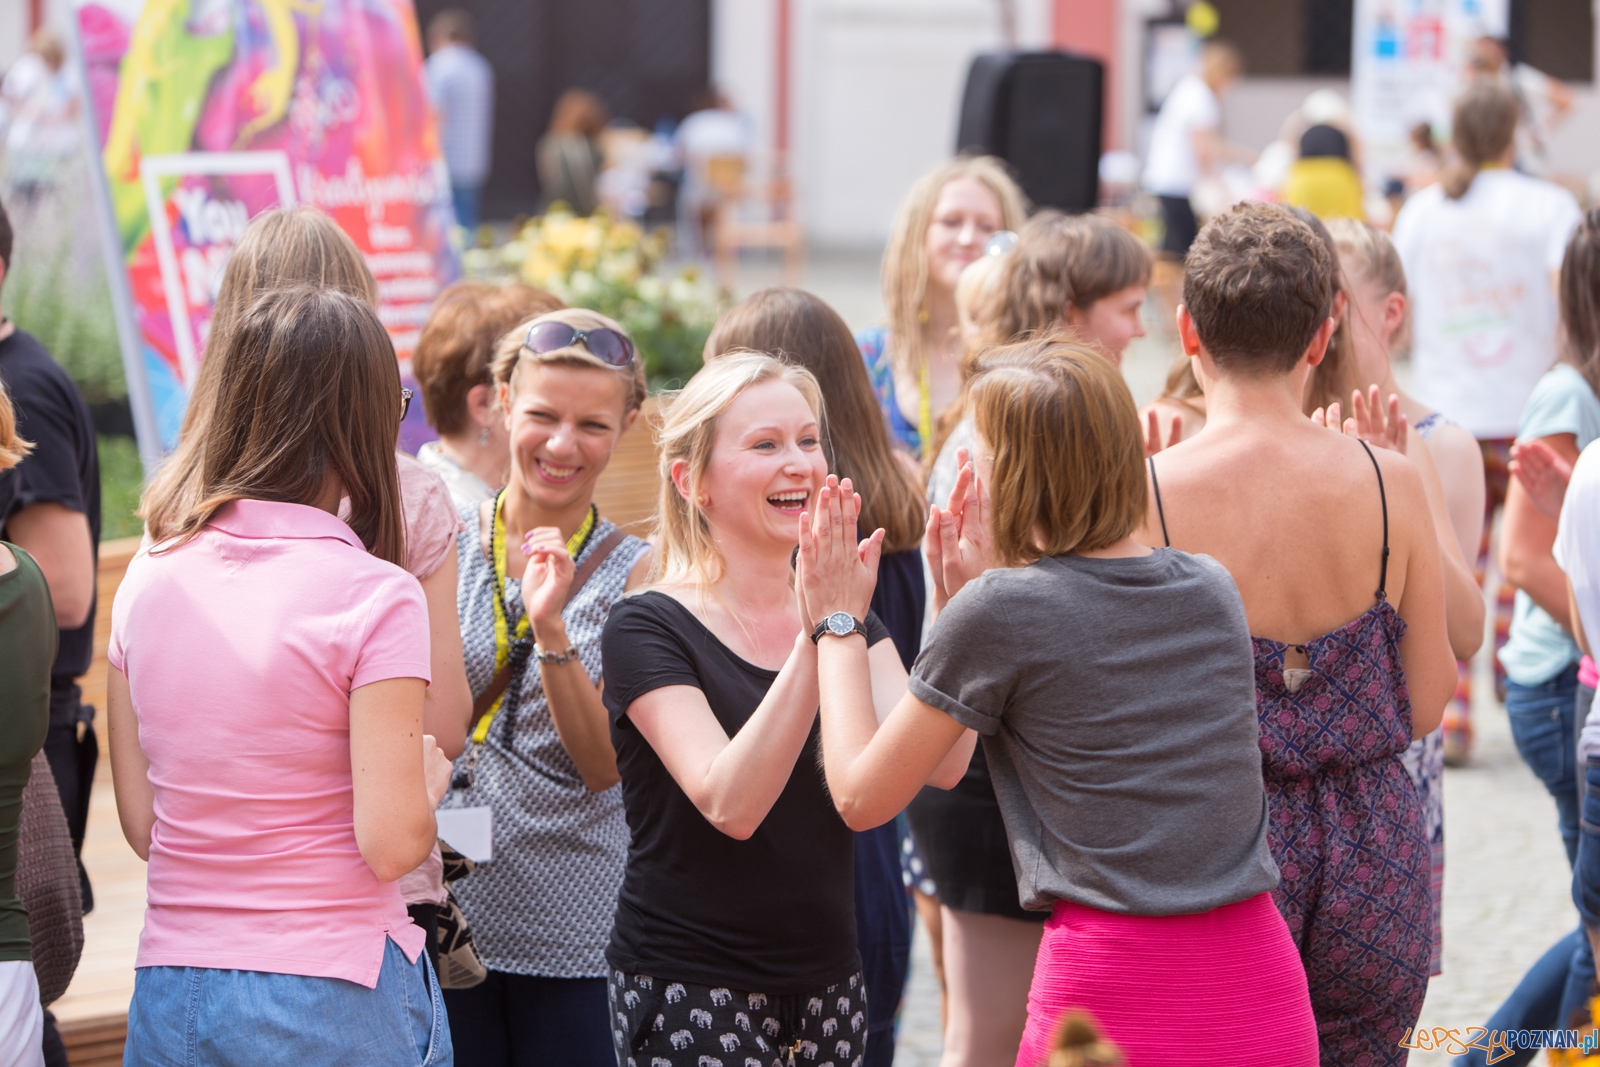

{"left": 697, "top": 494, "right": 709, "bottom": 507}
{"left": 478, "top": 425, "right": 491, "bottom": 446}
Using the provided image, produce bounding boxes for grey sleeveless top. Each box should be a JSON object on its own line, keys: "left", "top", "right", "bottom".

{"left": 440, "top": 507, "right": 648, "bottom": 977}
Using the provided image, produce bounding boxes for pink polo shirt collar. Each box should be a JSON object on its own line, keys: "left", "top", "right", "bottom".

{"left": 208, "top": 499, "right": 365, "bottom": 550}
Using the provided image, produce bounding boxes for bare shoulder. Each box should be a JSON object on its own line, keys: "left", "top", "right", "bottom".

{"left": 624, "top": 546, "right": 653, "bottom": 591}
{"left": 1423, "top": 423, "right": 1486, "bottom": 477}
{"left": 1364, "top": 440, "right": 1430, "bottom": 499}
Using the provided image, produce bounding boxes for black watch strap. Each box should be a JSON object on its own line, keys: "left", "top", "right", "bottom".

{"left": 810, "top": 613, "right": 867, "bottom": 644}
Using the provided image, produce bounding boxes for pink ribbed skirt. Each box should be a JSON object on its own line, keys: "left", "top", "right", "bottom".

{"left": 1015, "top": 892, "right": 1317, "bottom": 1067}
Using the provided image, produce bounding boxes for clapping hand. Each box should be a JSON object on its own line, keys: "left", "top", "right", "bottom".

{"left": 796, "top": 475, "right": 884, "bottom": 633}
{"left": 1311, "top": 387, "right": 1408, "bottom": 454}
{"left": 925, "top": 448, "right": 995, "bottom": 616}
{"left": 518, "top": 526, "right": 575, "bottom": 645}
{"left": 1510, "top": 438, "right": 1573, "bottom": 524}
{"left": 1346, "top": 386, "right": 1408, "bottom": 453}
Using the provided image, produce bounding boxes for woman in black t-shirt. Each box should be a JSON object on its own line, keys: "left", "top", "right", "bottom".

{"left": 600, "top": 352, "right": 967, "bottom": 1066}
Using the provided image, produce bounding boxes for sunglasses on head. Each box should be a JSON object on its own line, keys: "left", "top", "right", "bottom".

{"left": 522, "top": 320, "right": 636, "bottom": 367}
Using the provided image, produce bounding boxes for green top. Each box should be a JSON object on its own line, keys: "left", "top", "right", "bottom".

{"left": 0, "top": 543, "right": 56, "bottom": 961}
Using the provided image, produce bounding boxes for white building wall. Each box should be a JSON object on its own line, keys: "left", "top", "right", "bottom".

{"left": 0, "top": 0, "right": 75, "bottom": 72}
{"left": 714, "top": 0, "right": 1051, "bottom": 250}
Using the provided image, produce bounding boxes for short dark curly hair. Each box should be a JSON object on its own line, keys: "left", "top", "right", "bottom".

{"left": 1182, "top": 201, "right": 1334, "bottom": 375}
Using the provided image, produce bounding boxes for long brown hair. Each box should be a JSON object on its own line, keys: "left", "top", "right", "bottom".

{"left": 881, "top": 156, "right": 1028, "bottom": 390}
{"left": 1442, "top": 80, "right": 1517, "bottom": 200}
{"left": 1559, "top": 208, "right": 1600, "bottom": 400}
{"left": 703, "top": 288, "right": 926, "bottom": 553}
{"left": 142, "top": 208, "right": 380, "bottom": 534}
{"left": 149, "top": 287, "right": 406, "bottom": 564}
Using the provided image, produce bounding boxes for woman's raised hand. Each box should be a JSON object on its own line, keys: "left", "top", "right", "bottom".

{"left": 1345, "top": 386, "right": 1408, "bottom": 454}
{"left": 1509, "top": 438, "right": 1574, "bottom": 524}
{"left": 1144, "top": 409, "right": 1183, "bottom": 456}
{"left": 925, "top": 448, "right": 994, "bottom": 615}
{"left": 797, "top": 475, "right": 884, "bottom": 632}
{"left": 519, "top": 526, "right": 576, "bottom": 644}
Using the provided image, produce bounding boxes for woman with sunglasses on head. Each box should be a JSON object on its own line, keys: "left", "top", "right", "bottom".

{"left": 600, "top": 352, "right": 971, "bottom": 1066}
{"left": 438, "top": 309, "right": 650, "bottom": 1067}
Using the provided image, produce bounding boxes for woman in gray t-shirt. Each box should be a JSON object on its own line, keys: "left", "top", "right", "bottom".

{"left": 799, "top": 339, "right": 1317, "bottom": 1067}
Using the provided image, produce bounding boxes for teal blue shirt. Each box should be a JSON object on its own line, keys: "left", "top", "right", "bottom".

{"left": 1499, "top": 364, "right": 1600, "bottom": 686}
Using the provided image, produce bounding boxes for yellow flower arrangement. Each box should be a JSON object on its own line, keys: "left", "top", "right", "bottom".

{"left": 461, "top": 207, "right": 723, "bottom": 385}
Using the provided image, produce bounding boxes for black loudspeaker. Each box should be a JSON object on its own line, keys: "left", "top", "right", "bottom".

{"left": 956, "top": 51, "right": 1103, "bottom": 212}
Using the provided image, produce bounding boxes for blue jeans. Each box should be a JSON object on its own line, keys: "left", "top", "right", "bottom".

{"left": 1458, "top": 667, "right": 1590, "bottom": 1066}
{"left": 124, "top": 937, "right": 450, "bottom": 1066}
{"left": 1506, "top": 666, "right": 1581, "bottom": 863}
{"left": 451, "top": 183, "right": 482, "bottom": 231}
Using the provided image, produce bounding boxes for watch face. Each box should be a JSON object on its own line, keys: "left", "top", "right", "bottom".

{"left": 826, "top": 611, "right": 856, "bottom": 635}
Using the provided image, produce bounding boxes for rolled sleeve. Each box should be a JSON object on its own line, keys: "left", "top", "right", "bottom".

{"left": 908, "top": 573, "right": 1016, "bottom": 737}
{"left": 908, "top": 674, "right": 999, "bottom": 735}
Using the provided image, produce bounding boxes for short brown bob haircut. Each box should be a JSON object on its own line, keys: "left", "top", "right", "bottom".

{"left": 1183, "top": 201, "right": 1334, "bottom": 375}
{"left": 968, "top": 336, "right": 1145, "bottom": 565}
{"left": 412, "top": 280, "right": 564, "bottom": 435}
{"left": 153, "top": 286, "right": 407, "bottom": 565}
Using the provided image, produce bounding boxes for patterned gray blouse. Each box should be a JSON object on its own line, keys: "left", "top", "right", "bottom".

{"left": 440, "top": 507, "right": 648, "bottom": 977}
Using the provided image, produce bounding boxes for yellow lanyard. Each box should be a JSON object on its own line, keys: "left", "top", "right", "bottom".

{"left": 918, "top": 359, "right": 933, "bottom": 455}
{"left": 475, "top": 492, "right": 596, "bottom": 743}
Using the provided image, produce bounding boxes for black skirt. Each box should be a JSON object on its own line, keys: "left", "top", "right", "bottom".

{"left": 905, "top": 744, "right": 1045, "bottom": 923}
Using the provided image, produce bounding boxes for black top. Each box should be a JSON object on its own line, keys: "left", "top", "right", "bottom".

{"left": 0, "top": 329, "right": 100, "bottom": 726}
{"left": 601, "top": 590, "right": 889, "bottom": 993}
{"left": 869, "top": 547, "right": 925, "bottom": 671}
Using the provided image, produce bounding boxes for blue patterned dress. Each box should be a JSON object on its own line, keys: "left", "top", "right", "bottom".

{"left": 855, "top": 327, "right": 922, "bottom": 457}
{"left": 1150, "top": 442, "right": 1432, "bottom": 1066}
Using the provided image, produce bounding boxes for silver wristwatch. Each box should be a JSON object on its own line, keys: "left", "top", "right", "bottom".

{"left": 810, "top": 611, "right": 867, "bottom": 644}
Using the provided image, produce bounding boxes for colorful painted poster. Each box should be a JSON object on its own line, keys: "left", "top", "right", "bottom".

{"left": 72, "top": 0, "right": 458, "bottom": 458}
{"left": 1351, "top": 0, "right": 1509, "bottom": 187}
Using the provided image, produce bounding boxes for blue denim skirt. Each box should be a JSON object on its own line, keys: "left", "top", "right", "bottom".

{"left": 123, "top": 937, "right": 451, "bottom": 1066}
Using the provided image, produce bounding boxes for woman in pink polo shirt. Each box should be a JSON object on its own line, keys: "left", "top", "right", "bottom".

{"left": 109, "top": 286, "right": 455, "bottom": 1065}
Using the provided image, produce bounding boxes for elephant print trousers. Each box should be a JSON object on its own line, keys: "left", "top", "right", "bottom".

{"left": 607, "top": 967, "right": 867, "bottom": 1067}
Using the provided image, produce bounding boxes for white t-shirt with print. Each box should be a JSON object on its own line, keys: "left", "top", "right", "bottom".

{"left": 1391, "top": 169, "right": 1581, "bottom": 439}
{"left": 1142, "top": 75, "right": 1219, "bottom": 197}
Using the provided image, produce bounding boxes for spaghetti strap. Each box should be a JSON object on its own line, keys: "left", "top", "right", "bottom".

{"left": 1148, "top": 456, "right": 1170, "bottom": 548}
{"left": 1356, "top": 440, "right": 1390, "bottom": 599}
